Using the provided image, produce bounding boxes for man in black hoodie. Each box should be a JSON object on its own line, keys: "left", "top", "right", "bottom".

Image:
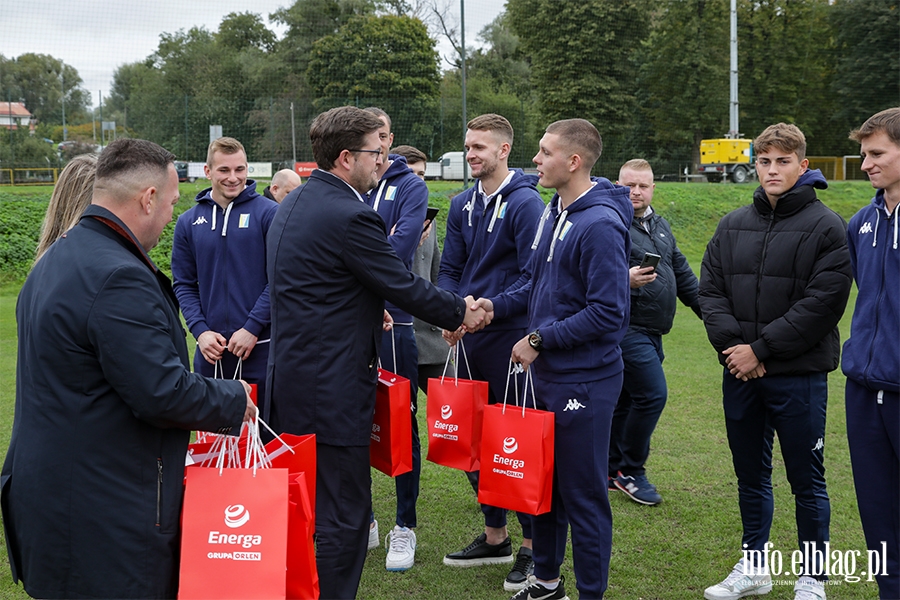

{"left": 700, "top": 123, "right": 852, "bottom": 600}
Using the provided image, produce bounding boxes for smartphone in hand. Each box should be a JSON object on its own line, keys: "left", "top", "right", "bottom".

{"left": 423, "top": 206, "right": 440, "bottom": 232}
{"left": 640, "top": 252, "right": 661, "bottom": 272}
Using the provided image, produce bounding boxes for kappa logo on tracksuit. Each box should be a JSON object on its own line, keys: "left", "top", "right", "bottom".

{"left": 192, "top": 216, "right": 208, "bottom": 226}
{"left": 812, "top": 437, "right": 824, "bottom": 452}
{"left": 563, "top": 398, "right": 586, "bottom": 411}
{"left": 859, "top": 222, "right": 873, "bottom": 235}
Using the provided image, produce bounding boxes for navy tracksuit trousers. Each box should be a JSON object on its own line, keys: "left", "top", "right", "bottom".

{"left": 846, "top": 378, "right": 899, "bottom": 599}
{"left": 531, "top": 371, "right": 621, "bottom": 600}
{"left": 722, "top": 371, "right": 830, "bottom": 576}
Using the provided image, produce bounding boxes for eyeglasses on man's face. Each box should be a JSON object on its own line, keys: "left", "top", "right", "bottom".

{"left": 349, "top": 149, "right": 382, "bottom": 157}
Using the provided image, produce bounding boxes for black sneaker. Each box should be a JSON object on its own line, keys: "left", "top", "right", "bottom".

{"left": 608, "top": 476, "right": 618, "bottom": 492}
{"left": 509, "top": 575, "right": 569, "bottom": 600}
{"left": 504, "top": 546, "right": 535, "bottom": 591}
{"left": 443, "top": 533, "right": 514, "bottom": 566}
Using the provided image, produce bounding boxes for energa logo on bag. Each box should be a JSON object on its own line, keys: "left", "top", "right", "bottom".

{"left": 224, "top": 504, "right": 250, "bottom": 528}
{"left": 432, "top": 404, "right": 459, "bottom": 439}
{"left": 207, "top": 503, "right": 263, "bottom": 559}
{"left": 493, "top": 435, "right": 525, "bottom": 477}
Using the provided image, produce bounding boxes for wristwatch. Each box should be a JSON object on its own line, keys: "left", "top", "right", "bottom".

{"left": 527, "top": 330, "right": 543, "bottom": 351}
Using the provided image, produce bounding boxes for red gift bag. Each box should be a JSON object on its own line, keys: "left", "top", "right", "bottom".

{"left": 370, "top": 368, "right": 413, "bottom": 476}
{"left": 179, "top": 466, "right": 290, "bottom": 599}
{"left": 477, "top": 367, "right": 554, "bottom": 515}
{"left": 425, "top": 341, "right": 489, "bottom": 471}
{"left": 287, "top": 472, "right": 319, "bottom": 599}
{"left": 266, "top": 433, "right": 316, "bottom": 525}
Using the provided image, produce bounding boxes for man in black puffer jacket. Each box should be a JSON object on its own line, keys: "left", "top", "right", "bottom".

{"left": 608, "top": 159, "right": 702, "bottom": 506}
{"left": 700, "top": 123, "right": 852, "bottom": 600}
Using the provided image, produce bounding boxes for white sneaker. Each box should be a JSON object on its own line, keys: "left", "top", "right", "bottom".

{"left": 794, "top": 576, "right": 825, "bottom": 600}
{"left": 704, "top": 559, "right": 773, "bottom": 600}
{"left": 385, "top": 525, "right": 416, "bottom": 571}
{"left": 367, "top": 520, "right": 379, "bottom": 551}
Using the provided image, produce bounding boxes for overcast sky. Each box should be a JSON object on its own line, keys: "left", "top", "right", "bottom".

{"left": 3, "top": 0, "right": 505, "bottom": 108}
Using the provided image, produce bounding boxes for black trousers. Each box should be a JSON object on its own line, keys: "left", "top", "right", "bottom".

{"left": 315, "top": 443, "right": 371, "bottom": 599}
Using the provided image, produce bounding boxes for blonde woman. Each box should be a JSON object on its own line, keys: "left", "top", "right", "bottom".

{"left": 34, "top": 153, "right": 97, "bottom": 263}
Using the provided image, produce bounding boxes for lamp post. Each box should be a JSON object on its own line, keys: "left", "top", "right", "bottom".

{"left": 461, "top": 0, "right": 468, "bottom": 188}
{"left": 60, "top": 72, "right": 67, "bottom": 142}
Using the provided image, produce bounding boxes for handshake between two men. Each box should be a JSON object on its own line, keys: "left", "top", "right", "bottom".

{"left": 383, "top": 295, "right": 494, "bottom": 336}
{"left": 438, "top": 298, "right": 540, "bottom": 369}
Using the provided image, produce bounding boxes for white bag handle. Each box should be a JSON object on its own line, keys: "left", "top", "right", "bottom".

{"left": 500, "top": 359, "right": 523, "bottom": 414}
{"left": 377, "top": 327, "right": 398, "bottom": 373}
{"left": 441, "top": 338, "right": 472, "bottom": 386}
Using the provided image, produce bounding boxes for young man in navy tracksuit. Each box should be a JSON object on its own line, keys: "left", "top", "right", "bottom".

{"left": 843, "top": 108, "right": 900, "bottom": 600}
{"left": 478, "top": 118, "right": 632, "bottom": 600}
{"left": 438, "top": 114, "right": 546, "bottom": 592}
{"left": 172, "top": 137, "right": 278, "bottom": 417}
{"left": 362, "top": 108, "right": 430, "bottom": 572}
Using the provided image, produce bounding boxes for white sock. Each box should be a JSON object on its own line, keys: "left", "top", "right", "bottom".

{"left": 539, "top": 580, "right": 559, "bottom": 590}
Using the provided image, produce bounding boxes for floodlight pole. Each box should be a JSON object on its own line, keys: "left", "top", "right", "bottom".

{"left": 290, "top": 102, "right": 297, "bottom": 165}
{"left": 727, "top": 0, "right": 739, "bottom": 138}
{"left": 60, "top": 73, "right": 67, "bottom": 142}
{"left": 461, "top": 0, "right": 468, "bottom": 189}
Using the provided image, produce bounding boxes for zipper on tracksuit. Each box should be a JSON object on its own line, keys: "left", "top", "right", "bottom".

{"left": 156, "top": 458, "right": 163, "bottom": 527}
{"left": 862, "top": 210, "right": 892, "bottom": 387}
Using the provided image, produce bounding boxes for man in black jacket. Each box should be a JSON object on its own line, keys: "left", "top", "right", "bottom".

{"left": 700, "top": 124, "right": 852, "bottom": 600}
{"left": 609, "top": 159, "right": 702, "bottom": 506}
{"left": 2, "top": 138, "right": 254, "bottom": 599}
{"left": 266, "top": 106, "right": 489, "bottom": 599}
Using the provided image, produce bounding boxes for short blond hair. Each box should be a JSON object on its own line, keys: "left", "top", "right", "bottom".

{"left": 754, "top": 123, "right": 806, "bottom": 161}
{"left": 468, "top": 114, "right": 514, "bottom": 146}
{"left": 207, "top": 137, "right": 246, "bottom": 167}
{"left": 545, "top": 119, "right": 602, "bottom": 169}
{"left": 619, "top": 158, "right": 653, "bottom": 180}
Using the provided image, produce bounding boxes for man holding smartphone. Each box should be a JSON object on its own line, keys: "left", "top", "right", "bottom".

{"left": 609, "top": 159, "right": 702, "bottom": 505}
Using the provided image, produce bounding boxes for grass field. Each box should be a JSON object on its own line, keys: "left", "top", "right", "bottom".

{"left": 0, "top": 179, "right": 884, "bottom": 599}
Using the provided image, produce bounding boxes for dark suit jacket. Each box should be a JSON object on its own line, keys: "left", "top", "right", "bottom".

{"left": 1, "top": 205, "right": 246, "bottom": 599}
{"left": 266, "top": 170, "right": 465, "bottom": 446}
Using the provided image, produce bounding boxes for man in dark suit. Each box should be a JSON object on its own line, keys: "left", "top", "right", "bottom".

{"left": 2, "top": 138, "right": 254, "bottom": 599}
{"left": 266, "top": 106, "right": 489, "bottom": 599}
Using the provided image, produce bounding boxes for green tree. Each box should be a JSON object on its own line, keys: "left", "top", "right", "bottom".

{"left": 216, "top": 11, "right": 277, "bottom": 52}
{"left": 0, "top": 53, "right": 91, "bottom": 135}
{"left": 307, "top": 14, "right": 440, "bottom": 151}
{"left": 831, "top": 0, "right": 900, "bottom": 147}
{"left": 506, "top": 0, "right": 650, "bottom": 140}
{"left": 435, "top": 12, "right": 540, "bottom": 165}
{"left": 738, "top": 0, "right": 838, "bottom": 152}
{"left": 273, "top": 0, "right": 377, "bottom": 82}
{"left": 636, "top": 0, "right": 730, "bottom": 170}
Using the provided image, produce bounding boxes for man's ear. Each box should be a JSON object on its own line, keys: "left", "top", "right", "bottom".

{"left": 569, "top": 153, "right": 582, "bottom": 173}
{"left": 336, "top": 149, "right": 354, "bottom": 172}
{"left": 140, "top": 186, "right": 156, "bottom": 215}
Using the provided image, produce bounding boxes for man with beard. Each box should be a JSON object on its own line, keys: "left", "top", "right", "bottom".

{"left": 439, "top": 114, "right": 546, "bottom": 592}
{"left": 265, "top": 106, "right": 490, "bottom": 599}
